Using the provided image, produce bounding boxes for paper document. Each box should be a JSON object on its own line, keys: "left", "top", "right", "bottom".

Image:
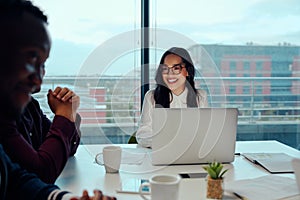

{"left": 95, "top": 148, "right": 147, "bottom": 165}
{"left": 120, "top": 148, "right": 147, "bottom": 164}
{"left": 225, "top": 175, "right": 299, "bottom": 200}
{"left": 116, "top": 178, "right": 149, "bottom": 194}
{"left": 242, "top": 153, "right": 295, "bottom": 173}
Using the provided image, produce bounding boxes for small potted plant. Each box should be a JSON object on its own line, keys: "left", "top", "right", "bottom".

{"left": 203, "top": 161, "right": 228, "bottom": 199}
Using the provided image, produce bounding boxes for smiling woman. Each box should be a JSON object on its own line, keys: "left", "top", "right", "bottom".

{"left": 136, "top": 47, "right": 208, "bottom": 148}
{"left": 161, "top": 53, "right": 189, "bottom": 95}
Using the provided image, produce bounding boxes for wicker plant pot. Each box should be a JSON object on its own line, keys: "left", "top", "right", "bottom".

{"left": 206, "top": 176, "right": 223, "bottom": 199}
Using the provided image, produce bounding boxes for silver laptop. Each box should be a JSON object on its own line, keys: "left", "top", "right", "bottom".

{"left": 292, "top": 158, "right": 300, "bottom": 192}
{"left": 151, "top": 108, "right": 238, "bottom": 165}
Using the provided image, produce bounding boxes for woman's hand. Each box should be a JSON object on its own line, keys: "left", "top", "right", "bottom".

{"left": 70, "top": 190, "right": 117, "bottom": 200}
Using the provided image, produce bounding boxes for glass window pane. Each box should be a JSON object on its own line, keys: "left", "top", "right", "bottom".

{"left": 153, "top": 0, "right": 300, "bottom": 149}
{"left": 32, "top": 0, "right": 141, "bottom": 144}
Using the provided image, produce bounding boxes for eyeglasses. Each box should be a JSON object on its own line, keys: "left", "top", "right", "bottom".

{"left": 161, "top": 63, "right": 185, "bottom": 75}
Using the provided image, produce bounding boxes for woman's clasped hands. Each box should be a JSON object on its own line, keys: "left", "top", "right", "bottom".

{"left": 71, "top": 190, "right": 117, "bottom": 200}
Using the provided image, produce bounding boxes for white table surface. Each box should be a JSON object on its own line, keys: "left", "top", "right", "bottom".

{"left": 55, "top": 140, "right": 300, "bottom": 199}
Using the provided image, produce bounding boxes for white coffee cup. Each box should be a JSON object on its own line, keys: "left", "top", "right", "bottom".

{"left": 139, "top": 174, "right": 181, "bottom": 200}
{"left": 96, "top": 146, "right": 122, "bottom": 173}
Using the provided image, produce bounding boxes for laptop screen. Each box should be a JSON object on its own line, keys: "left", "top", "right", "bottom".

{"left": 151, "top": 108, "right": 238, "bottom": 165}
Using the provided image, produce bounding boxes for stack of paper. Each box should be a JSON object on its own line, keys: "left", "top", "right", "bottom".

{"left": 225, "top": 175, "right": 299, "bottom": 200}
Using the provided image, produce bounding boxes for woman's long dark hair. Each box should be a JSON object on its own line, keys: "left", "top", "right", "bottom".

{"left": 154, "top": 47, "right": 199, "bottom": 108}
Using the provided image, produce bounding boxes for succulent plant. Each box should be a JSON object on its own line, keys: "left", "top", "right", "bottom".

{"left": 203, "top": 161, "right": 228, "bottom": 179}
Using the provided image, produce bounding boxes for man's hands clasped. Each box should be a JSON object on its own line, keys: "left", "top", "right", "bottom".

{"left": 47, "top": 86, "right": 80, "bottom": 122}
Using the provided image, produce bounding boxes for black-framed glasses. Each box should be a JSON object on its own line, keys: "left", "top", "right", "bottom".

{"left": 161, "top": 63, "right": 185, "bottom": 75}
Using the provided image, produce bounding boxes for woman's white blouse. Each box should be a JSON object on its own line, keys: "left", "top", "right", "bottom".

{"left": 136, "top": 88, "right": 208, "bottom": 148}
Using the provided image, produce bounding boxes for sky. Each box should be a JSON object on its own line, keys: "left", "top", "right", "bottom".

{"left": 32, "top": 0, "right": 300, "bottom": 76}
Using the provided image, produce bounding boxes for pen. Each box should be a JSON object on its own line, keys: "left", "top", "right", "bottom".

{"left": 233, "top": 192, "right": 247, "bottom": 200}
{"left": 116, "top": 190, "right": 149, "bottom": 195}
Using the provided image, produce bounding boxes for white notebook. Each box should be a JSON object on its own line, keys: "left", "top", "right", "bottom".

{"left": 292, "top": 158, "right": 300, "bottom": 192}
{"left": 242, "top": 153, "right": 295, "bottom": 173}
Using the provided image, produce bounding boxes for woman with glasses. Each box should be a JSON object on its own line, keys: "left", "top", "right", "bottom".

{"left": 136, "top": 47, "right": 208, "bottom": 148}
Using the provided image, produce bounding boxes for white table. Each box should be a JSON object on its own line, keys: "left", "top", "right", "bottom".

{"left": 55, "top": 141, "right": 300, "bottom": 199}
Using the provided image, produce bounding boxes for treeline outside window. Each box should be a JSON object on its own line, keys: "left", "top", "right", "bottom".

{"left": 32, "top": 0, "right": 300, "bottom": 149}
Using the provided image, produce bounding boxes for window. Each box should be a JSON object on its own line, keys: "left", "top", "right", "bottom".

{"left": 230, "top": 61, "right": 236, "bottom": 71}
{"left": 243, "top": 86, "right": 250, "bottom": 94}
{"left": 153, "top": 0, "right": 300, "bottom": 150}
{"left": 229, "top": 86, "right": 236, "bottom": 94}
{"left": 32, "top": 0, "right": 300, "bottom": 149}
{"left": 244, "top": 61, "right": 250, "bottom": 70}
{"left": 33, "top": 0, "right": 141, "bottom": 144}
{"left": 255, "top": 85, "right": 262, "bottom": 94}
{"left": 256, "top": 61, "right": 263, "bottom": 71}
